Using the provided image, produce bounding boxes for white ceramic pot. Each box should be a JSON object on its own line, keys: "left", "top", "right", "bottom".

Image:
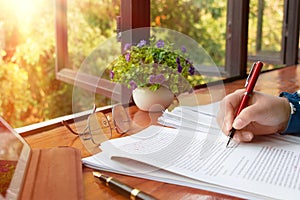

{"left": 132, "top": 86, "right": 174, "bottom": 112}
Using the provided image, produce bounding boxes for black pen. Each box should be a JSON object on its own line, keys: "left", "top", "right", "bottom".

{"left": 93, "top": 171, "right": 157, "bottom": 200}
{"left": 226, "top": 61, "right": 263, "bottom": 147}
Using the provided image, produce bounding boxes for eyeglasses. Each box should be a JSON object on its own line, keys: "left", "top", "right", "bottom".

{"left": 62, "top": 104, "right": 130, "bottom": 146}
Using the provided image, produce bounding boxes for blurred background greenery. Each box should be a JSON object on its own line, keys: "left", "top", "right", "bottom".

{"left": 0, "top": 0, "right": 284, "bottom": 127}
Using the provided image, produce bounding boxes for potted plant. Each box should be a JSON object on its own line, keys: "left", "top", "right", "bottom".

{"left": 109, "top": 37, "right": 196, "bottom": 111}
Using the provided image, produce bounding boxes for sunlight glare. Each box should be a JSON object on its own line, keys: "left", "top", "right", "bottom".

{"left": 9, "top": 0, "right": 37, "bottom": 20}
{"left": 3, "top": 0, "right": 40, "bottom": 31}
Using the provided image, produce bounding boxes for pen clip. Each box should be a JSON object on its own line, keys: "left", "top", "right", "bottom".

{"left": 245, "top": 62, "right": 256, "bottom": 87}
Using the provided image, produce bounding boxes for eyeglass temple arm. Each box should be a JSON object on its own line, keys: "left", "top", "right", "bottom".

{"left": 61, "top": 120, "right": 81, "bottom": 135}
{"left": 92, "top": 104, "right": 97, "bottom": 113}
{"left": 61, "top": 104, "right": 96, "bottom": 135}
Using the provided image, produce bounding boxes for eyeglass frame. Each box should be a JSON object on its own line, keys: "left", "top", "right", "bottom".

{"left": 61, "top": 104, "right": 131, "bottom": 145}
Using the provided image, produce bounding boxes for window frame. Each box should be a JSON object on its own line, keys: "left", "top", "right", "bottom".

{"left": 247, "top": 0, "right": 300, "bottom": 66}
{"left": 55, "top": 0, "right": 117, "bottom": 98}
{"left": 55, "top": 0, "right": 150, "bottom": 102}
{"left": 225, "top": 0, "right": 249, "bottom": 77}
{"left": 284, "top": 0, "right": 300, "bottom": 65}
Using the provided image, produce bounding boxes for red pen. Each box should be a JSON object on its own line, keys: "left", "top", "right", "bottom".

{"left": 226, "top": 61, "right": 264, "bottom": 147}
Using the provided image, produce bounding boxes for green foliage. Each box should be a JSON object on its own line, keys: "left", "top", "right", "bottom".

{"left": 0, "top": 61, "right": 32, "bottom": 127}
{"left": 248, "top": 0, "right": 283, "bottom": 55}
{"left": 68, "top": 0, "right": 119, "bottom": 69}
{"left": 0, "top": 0, "right": 119, "bottom": 127}
{"left": 109, "top": 37, "right": 198, "bottom": 94}
{"left": 0, "top": 0, "right": 74, "bottom": 127}
{"left": 151, "top": 0, "right": 227, "bottom": 67}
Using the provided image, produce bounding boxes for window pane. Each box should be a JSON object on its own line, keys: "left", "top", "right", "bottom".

{"left": 151, "top": 0, "right": 227, "bottom": 68}
{"left": 248, "top": 0, "right": 284, "bottom": 63}
{"left": 67, "top": 0, "right": 120, "bottom": 71}
{"left": 0, "top": 0, "right": 120, "bottom": 127}
{"left": 0, "top": 0, "right": 69, "bottom": 127}
{"left": 298, "top": 30, "right": 300, "bottom": 62}
{"left": 63, "top": 0, "right": 122, "bottom": 114}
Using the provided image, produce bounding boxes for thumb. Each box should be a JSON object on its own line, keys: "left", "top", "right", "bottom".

{"left": 232, "top": 106, "right": 259, "bottom": 130}
{"left": 232, "top": 118, "right": 246, "bottom": 130}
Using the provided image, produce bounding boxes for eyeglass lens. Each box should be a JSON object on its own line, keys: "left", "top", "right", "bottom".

{"left": 74, "top": 104, "right": 130, "bottom": 146}
{"left": 112, "top": 104, "right": 130, "bottom": 134}
{"left": 88, "top": 112, "right": 112, "bottom": 145}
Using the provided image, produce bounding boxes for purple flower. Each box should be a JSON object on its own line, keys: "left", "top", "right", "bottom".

{"left": 137, "top": 40, "right": 146, "bottom": 47}
{"left": 156, "top": 39, "right": 165, "bottom": 48}
{"left": 125, "top": 53, "right": 131, "bottom": 62}
{"left": 181, "top": 46, "right": 187, "bottom": 53}
{"left": 124, "top": 43, "right": 131, "bottom": 51}
{"left": 149, "top": 75, "right": 156, "bottom": 84}
{"left": 189, "top": 65, "right": 195, "bottom": 75}
{"left": 129, "top": 80, "right": 137, "bottom": 90}
{"left": 156, "top": 74, "right": 165, "bottom": 84}
{"left": 177, "top": 64, "right": 183, "bottom": 73}
{"left": 149, "top": 74, "right": 165, "bottom": 84}
{"left": 110, "top": 70, "right": 114, "bottom": 79}
{"left": 176, "top": 57, "right": 180, "bottom": 64}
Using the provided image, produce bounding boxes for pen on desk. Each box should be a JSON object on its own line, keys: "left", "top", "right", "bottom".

{"left": 93, "top": 171, "right": 157, "bottom": 200}
{"left": 226, "top": 61, "right": 264, "bottom": 148}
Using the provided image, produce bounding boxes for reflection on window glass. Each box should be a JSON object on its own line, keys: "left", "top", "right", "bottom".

{"left": 151, "top": 0, "right": 227, "bottom": 68}
{"left": 0, "top": 122, "right": 23, "bottom": 198}
{"left": 248, "top": 0, "right": 284, "bottom": 61}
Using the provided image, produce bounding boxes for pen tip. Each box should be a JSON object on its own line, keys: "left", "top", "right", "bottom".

{"left": 226, "top": 138, "right": 231, "bottom": 148}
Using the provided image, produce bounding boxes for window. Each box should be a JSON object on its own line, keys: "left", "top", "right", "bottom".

{"left": 56, "top": 0, "right": 299, "bottom": 88}
{"left": 56, "top": 0, "right": 152, "bottom": 111}
{"left": 248, "top": 0, "right": 300, "bottom": 69}
{"left": 248, "top": 0, "right": 284, "bottom": 64}
{"left": 56, "top": 0, "right": 228, "bottom": 101}
{"left": 1, "top": 0, "right": 298, "bottom": 127}
{"left": 151, "top": 0, "right": 227, "bottom": 68}
{"left": 55, "top": 0, "right": 121, "bottom": 104}
{"left": 0, "top": 0, "right": 74, "bottom": 128}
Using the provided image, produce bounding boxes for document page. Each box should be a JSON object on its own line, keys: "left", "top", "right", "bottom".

{"left": 101, "top": 125, "right": 300, "bottom": 200}
{"left": 83, "top": 150, "right": 265, "bottom": 200}
{"left": 158, "top": 101, "right": 220, "bottom": 132}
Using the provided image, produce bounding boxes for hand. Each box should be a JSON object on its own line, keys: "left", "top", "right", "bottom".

{"left": 217, "top": 89, "right": 291, "bottom": 142}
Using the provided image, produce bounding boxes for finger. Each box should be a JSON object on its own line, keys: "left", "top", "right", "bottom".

{"left": 217, "top": 101, "right": 230, "bottom": 134}
{"left": 232, "top": 103, "right": 264, "bottom": 130}
{"left": 233, "top": 130, "right": 254, "bottom": 142}
{"left": 220, "top": 89, "right": 245, "bottom": 132}
{"left": 217, "top": 99, "right": 234, "bottom": 134}
{"left": 223, "top": 114, "right": 233, "bottom": 134}
{"left": 225, "top": 89, "right": 245, "bottom": 109}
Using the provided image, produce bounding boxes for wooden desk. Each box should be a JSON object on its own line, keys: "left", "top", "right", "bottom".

{"left": 22, "top": 65, "right": 300, "bottom": 199}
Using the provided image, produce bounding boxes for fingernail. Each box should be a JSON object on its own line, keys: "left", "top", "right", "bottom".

{"left": 233, "top": 134, "right": 240, "bottom": 142}
{"left": 241, "top": 132, "right": 254, "bottom": 141}
{"left": 233, "top": 118, "right": 243, "bottom": 129}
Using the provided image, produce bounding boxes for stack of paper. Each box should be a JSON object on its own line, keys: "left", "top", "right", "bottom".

{"left": 82, "top": 103, "right": 300, "bottom": 200}
{"left": 157, "top": 101, "right": 220, "bottom": 133}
